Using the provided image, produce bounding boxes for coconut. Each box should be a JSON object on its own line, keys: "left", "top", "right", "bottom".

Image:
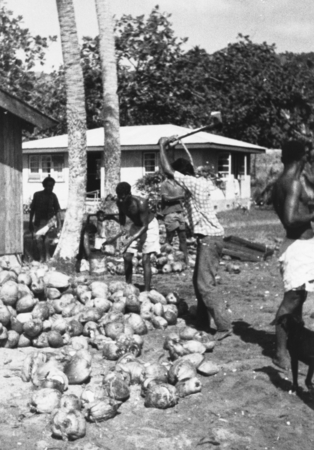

{"left": 53, "top": 294, "right": 75, "bottom": 314}
{"left": 163, "top": 333, "right": 180, "bottom": 350}
{"left": 0, "top": 280, "right": 18, "bottom": 306}
{"left": 51, "top": 317, "right": 68, "bottom": 335}
{"left": 33, "top": 332, "right": 50, "bottom": 348}
{"left": 167, "top": 341, "right": 188, "bottom": 360}
{"left": 16, "top": 312, "right": 33, "bottom": 324}
{"left": 124, "top": 313, "right": 147, "bottom": 335}
{"left": 111, "top": 299, "right": 126, "bottom": 314}
{"left": 43, "top": 271, "right": 70, "bottom": 290}
{"left": 116, "top": 360, "right": 144, "bottom": 384}
{"left": 176, "top": 377, "right": 202, "bottom": 397}
{"left": 147, "top": 290, "right": 167, "bottom": 305}
{"left": 18, "top": 333, "right": 32, "bottom": 347}
{"left": 42, "top": 319, "right": 52, "bottom": 332}
{"left": 32, "top": 303, "right": 50, "bottom": 321}
{"left": 168, "top": 359, "right": 196, "bottom": 384}
{"left": 179, "top": 326, "right": 198, "bottom": 341}
{"left": 17, "top": 283, "right": 33, "bottom": 299}
{"left": 194, "top": 331, "right": 216, "bottom": 352}
{"left": 90, "top": 281, "right": 108, "bottom": 298}
{"left": 67, "top": 319, "right": 84, "bottom": 337}
{"left": 151, "top": 315, "right": 168, "bottom": 330}
{"left": 83, "top": 321, "right": 98, "bottom": 338}
{"left": 81, "top": 385, "right": 106, "bottom": 406}
{"left": 70, "top": 303, "right": 84, "bottom": 317}
{"left": 0, "top": 303, "right": 11, "bottom": 326}
{"left": 197, "top": 360, "right": 220, "bottom": 376}
{"left": 105, "top": 321, "right": 124, "bottom": 340}
{"left": 166, "top": 292, "right": 179, "bottom": 304}
{"left": 163, "top": 305, "right": 178, "bottom": 325}
{"left": 153, "top": 303, "right": 164, "bottom": 317}
{"left": 61, "top": 303, "right": 75, "bottom": 318}
{"left": 60, "top": 394, "right": 81, "bottom": 411}
{"left": 16, "top": 295, "right": 37, "bottom": 313}
{"left": 108, "top": 280, "right": 126, "bottom": 293}
{"left": 85, "top": 399, "right": 120, "bottom": 423}
{"left": 23, "top": 318, "right": 43, "bottom": 338}
{"left": 10, "top": 316, "right": 23, "bottom": 334}
{"left": 30, "top": 388, "right": 61, "bottom": 414}
{"left": 51, "top": 409, "right": 86, "bottom": 440}
{"left": 141, "top": 363, "right": 169, "bottom": 384}
{"left": 0, "top": 324, "right": 8, "bottom": 346}
{"left": 94, "top": 297, "right": 111, "bottom": 314}
{"left": 31, "top": 277, "right": 45, "bottom": 295}
{"left": 3, "top": 329, "right": 19, "bottom": 348}
{"left": 0, "top": 270, "right": 14, "bottom": 285}
{"left": 102, "top": 342, "right": 122, "bottom": 361}
{"left": 182, "top": 340, "right": 206, "bottom": 355}
{"left": 144, "top": 383, "right": 178, "bottom": 409}
{"left": 70, "top": 336, "right": 89, "bottom": 351}
{"left": 162, "top": 264, "right": 172, "bottom": 274}
{"left": 107, "top": 377, "right": 130, "bottom": 402}
{"left": 17, "top": 272, "right": 32, "bottom": 286}
{"left": 79, "top": 290, "right": 92, "bottom": 305}
{"left": 140, "top": 300, "right": 153, "bottom": 320}
{"left": 79, "top": 308, "right": 102, "bottom": 323}
{"left": 47, "top": 330, "right": 64, "bottom": 348}
{"left": 181, "top": 353, "right": 205, "bottom": 368}
{"left": 64, "top": 355, "right": 91, "bottom": 384}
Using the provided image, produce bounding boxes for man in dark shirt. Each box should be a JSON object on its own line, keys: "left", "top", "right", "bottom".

{"left": 29, "top": 177, "right": 61, "bottom": 263}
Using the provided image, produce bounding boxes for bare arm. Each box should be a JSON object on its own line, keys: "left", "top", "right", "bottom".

{"left": 284, "top": 180, "right": 314, "bottom": 228}
{"left": 159, "top": 137, "right": 175, "bottom": 178}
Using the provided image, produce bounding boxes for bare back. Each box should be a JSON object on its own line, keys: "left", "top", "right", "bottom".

{"left": 272, "top": 171, "right": 314, "bottom": 240}
{"left": 118, "top": 195, "right": 155, "bottom": 227}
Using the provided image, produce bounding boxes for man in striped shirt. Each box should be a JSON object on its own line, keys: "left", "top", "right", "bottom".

{"left": 159, "top": 137, "right": 232, "bottom": 341}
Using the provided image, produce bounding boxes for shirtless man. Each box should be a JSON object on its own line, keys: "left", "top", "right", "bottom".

{"left": 104, "top": 182, "right": 160, "bottom": 291}
{"left": 272, "top": 140, "right": 314, "bottom": 369}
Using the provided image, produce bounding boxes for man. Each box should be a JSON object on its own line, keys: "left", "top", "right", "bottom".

{"left": 160, "top": 177, "right": 189, "bottom": 265}
{"left": 29, "top": 176, "right": 61, "bottom": 263}
{"left": 158, "top": 137, "right": 232, "bottom": 340}
{"left": 104, "top": 182, "right": 160, "bottom": 291}
{"left": 81, "top": 210, "right": 107, "bottom": 260}
{"left": 272, "top": 140, "right": 314, "bottom": 370}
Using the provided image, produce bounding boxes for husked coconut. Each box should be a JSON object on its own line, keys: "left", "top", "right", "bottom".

{"left": 43, "top": 271, "right": 70, "bottom": 289}
{"left": 197, "top": 360, "right": 220, "bottom": 376}
{"left": 147, "top": 290, "right": 167, "bottom": 305}
{"left": 179, "top": 326, "right": 197, "bottom": 341}
{"left": 176, "top": 377, "right": 202, "bottom": 397}
{"left": 30, "top": 388, "right": 61, "bottom": 414}
{"left": 182, "top": 340, "right": 206, "bottom": 355}
{"left": 51, "top": 409, "right": 86, "bottom": 440}
{"left": 151, "top": 315, "right": 168, "bottom": 330}
{"left": 144, "top": 383, "right": 178, "bottom": 409}
{"left": 0, "top": 280, "right": 18, "bottom": 306}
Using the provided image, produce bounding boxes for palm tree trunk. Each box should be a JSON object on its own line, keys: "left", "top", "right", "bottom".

{"left": 53, "top": 0, "right": 87, "bottom": 272}
{"left": 95, "top": 0, "right": 121, "bottom": 239}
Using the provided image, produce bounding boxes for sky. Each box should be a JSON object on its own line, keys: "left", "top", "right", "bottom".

{"left": 4, "top": 0, "right": 314, "bottom": 72}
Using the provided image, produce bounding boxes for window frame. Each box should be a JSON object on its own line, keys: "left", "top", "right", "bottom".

{"left": 28, "top": 153, "right": 65, "bottom": 182}
{"left": 143, "top": 151, "right": 157, "bottom": 174}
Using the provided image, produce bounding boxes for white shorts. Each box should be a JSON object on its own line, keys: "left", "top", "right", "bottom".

{"left": 127, "top": 218, "right": 160, "bottom": 255}
{"left": 279, "top": 238, "right": 314, "bottom": 292}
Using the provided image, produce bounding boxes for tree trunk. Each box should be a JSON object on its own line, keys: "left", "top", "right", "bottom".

{"left": 95, "top": 0, "right": 121, "bottom": 239}
{"left": 53, "top": 0, "right": 87, "bottom": 273}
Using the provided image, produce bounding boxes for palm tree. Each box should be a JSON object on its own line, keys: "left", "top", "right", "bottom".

{"left": 95, "top": 0, "right": 121, "bottom": 232}
{"left": 53, "top": 0, "right": 87, "bottom": 272}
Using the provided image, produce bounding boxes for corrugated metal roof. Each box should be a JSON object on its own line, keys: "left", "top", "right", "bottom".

{"left": 23, "top": 124, "right": 266, "bottom": 153}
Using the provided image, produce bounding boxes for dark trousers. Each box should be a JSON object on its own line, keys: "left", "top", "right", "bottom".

{"left": 193, "top": 235, "right": 231, "bottom": 332}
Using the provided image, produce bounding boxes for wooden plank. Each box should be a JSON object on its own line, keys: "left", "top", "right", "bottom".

{"left": 223, "top": 241, "right": 264, "bottom": 257}
{"left": 224, "top": 235, "right": 268, "bottom": 253}
{"left": 222, "top": 248, "right": 261, "bottom": 262}
{"left": 0, "top": 88, "right": 57, "bottom": 130}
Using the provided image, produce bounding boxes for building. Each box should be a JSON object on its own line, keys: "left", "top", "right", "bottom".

{"left": 0, "top": 88, "right": 57, "bottom": 259}
{"left": 22, "top": 124, "right": 265, "bottom": 211}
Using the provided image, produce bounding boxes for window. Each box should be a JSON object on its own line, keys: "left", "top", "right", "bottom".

{"left": 218, "top": 152, "right": 231, "bottom": 177}
{"left": 143, "top": 152, "right": 157, "bottom": 173}
{"left": 29, "top": 154, "right": 65, "bottom": 181}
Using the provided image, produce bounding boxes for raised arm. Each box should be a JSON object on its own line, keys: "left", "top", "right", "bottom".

{"left": 158, "top": 137, "right": 175, "bottom": 178}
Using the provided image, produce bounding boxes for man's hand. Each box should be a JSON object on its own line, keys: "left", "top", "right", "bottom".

{"left": 158, "top": 135, "right": 178, "bottom": 148}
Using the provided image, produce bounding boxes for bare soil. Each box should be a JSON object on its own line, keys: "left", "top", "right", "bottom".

{"left": 2, "top": 208, "right": 314, "bottom": 450}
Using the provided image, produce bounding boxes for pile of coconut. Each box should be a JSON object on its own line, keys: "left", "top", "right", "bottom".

{"left": 106, "top": 242, "right": 197, "bottom": 277}
{"left": 22, "top": 322, "right": 219, "bottom": 442}
{"left": 0, "top": 260, "right": 191, "bottom": 349}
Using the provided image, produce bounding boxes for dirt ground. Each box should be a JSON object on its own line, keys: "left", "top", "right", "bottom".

{"left": 2, "top": 208, "right": 314, "bottom": 450}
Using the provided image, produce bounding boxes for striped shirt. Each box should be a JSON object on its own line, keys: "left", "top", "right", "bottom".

{"left": 173, "top": 171, "right": 224, "bottom": 237}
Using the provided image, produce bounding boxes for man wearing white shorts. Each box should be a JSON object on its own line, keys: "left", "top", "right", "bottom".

{"left": 102, "top": 182, "right": 160, "bottom": 291}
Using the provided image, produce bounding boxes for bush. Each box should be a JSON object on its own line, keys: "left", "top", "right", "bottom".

{"left": 135, "top": 171, "right": 165, "bottom": 213}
